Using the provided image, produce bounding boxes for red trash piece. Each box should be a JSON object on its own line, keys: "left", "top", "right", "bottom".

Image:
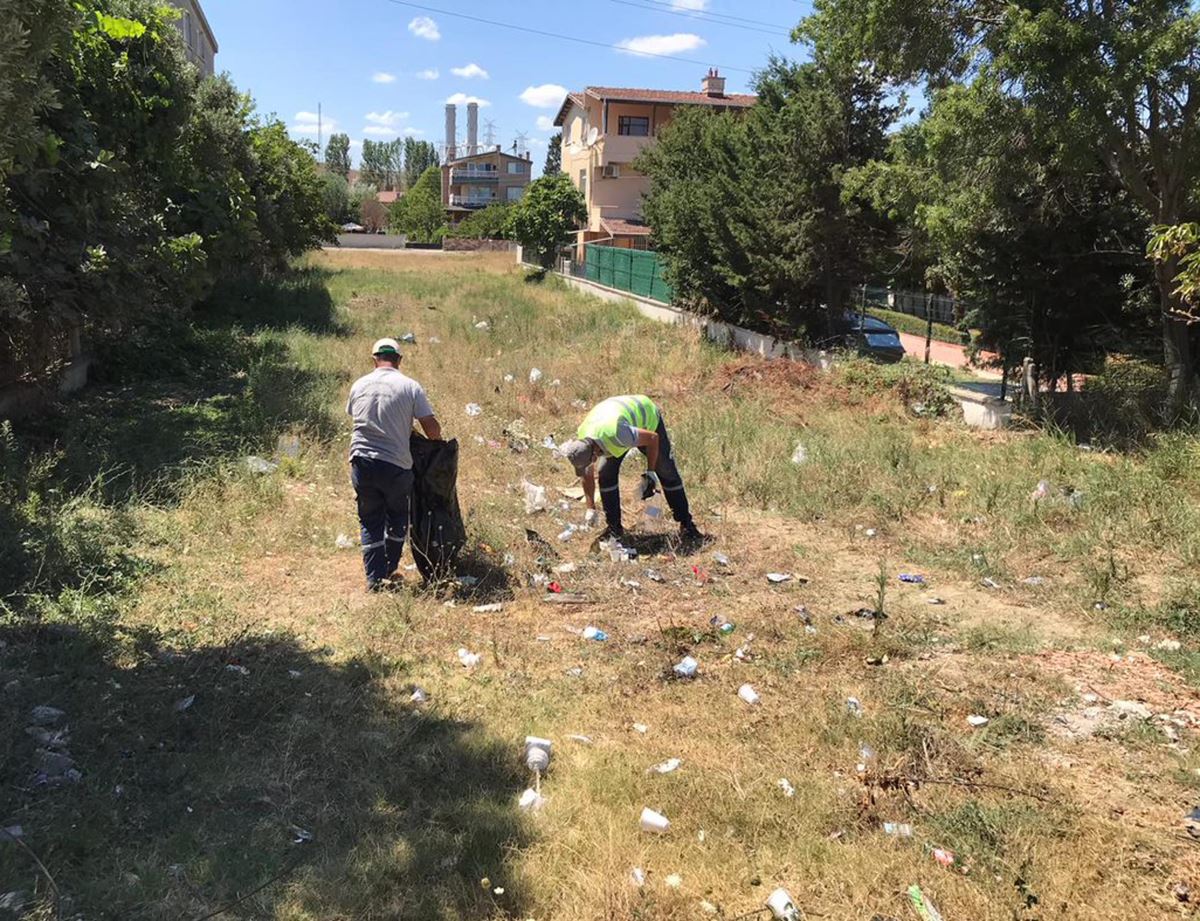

{"left": 548, "top": 582, "right": 563, "bottom": 594}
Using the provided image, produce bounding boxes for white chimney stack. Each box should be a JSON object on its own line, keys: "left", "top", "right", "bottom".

{"left": 445, "top": 103, "right": 457, "bottom": 161}
{"left": 702, "top": 68, "right": 726, "bottom": 98}
{"left": 467, "top": 102, "right": 479, "bottom": 156}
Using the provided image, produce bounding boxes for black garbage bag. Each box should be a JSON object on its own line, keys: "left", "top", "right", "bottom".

{"left": 409, "top": 433, "right": 467, "bottom": 581}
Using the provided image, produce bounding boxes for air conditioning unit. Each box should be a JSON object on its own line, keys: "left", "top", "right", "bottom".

{"left": 602, "top": 164, "right": 621, "bottom": 179}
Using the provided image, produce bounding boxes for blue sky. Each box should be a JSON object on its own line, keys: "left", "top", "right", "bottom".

{"left": 202, "top": 0, "right": 813, "bottom": 172}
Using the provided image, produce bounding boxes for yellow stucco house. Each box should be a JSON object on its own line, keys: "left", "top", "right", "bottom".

{"left": 553, "top": 70, "right": 755, "bottom": 253}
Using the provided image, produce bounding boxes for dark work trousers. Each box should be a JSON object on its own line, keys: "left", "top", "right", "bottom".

{"left": 596, "top": 417, "right": 693, "bottom": 534}
{"left": 350, "top": 456, "right": 414, "bottom": 588}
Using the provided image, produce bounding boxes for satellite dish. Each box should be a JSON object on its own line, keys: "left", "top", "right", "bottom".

{"left": 586, "top": 126, "right": 599, "bottom": 147}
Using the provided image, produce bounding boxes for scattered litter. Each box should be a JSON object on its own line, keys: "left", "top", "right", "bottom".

{"left": 567, "top": 734, "right": 592, "bottom": 744}
{"left": 565, "top": 667, "right": 583, "bottom": 677}
{"left": 632, "top": 723, "right": 649, "bottom": 734}
{"left": 457, "top": 576, "right": 479, "bottom": 587}
{"left": 224, "top": 664, "right": 249, "bottom": 676}
{"left": 474, "top": 320, "right": 490, "bottom": 330}
{"left": 1021, "top": 576, "right": 1045, "bottom": 586}
{"left": 457, "top": 648, "right": 482, "bottom": 668}
{"left": 290, "top": 826, "right": 313, "bottom": 844}
{"left": 400, "top": 332, "right": 417, "bottom": 344}
{"left": 713, "top": 552, "right": 731, "bottom": 567}
{"left": 503, "top": 373, "right": 515, "bottom": 384}
{"left": 1031, "top": 479, "right": 1052, "bottom": 502}
{"left": 277, "top": 434, "right": 301, "bottom": 457}
{"left": 865, "top": 654, "right": 889, "bottom": 666}
{"left": 1, "top": 826, "right": 23, "bottom": 840}
{"left": 700, "top": 899, "right": 718, "bottom": 914}
{"left": 931, "top": 848, "right": 955, "bottom": 868}
{"left": 777, "top": 778, "right": 795, "bottom": 798}
{"left": 649, "top": 758, "right": 682, "bottom": 775}
{"left": 790, "top": 443, "right": 808, "bottom": 465}
{"left": 664, "top": 873, "right": 682, "bottom": 889}
{"left": 673, "top": 656, "right": 698, "bottom": 679}
{"left": 472, "top": 603, "right": 503, "bottom": 614}
{"left": 410, "top": 686, "right": 429, "bottom": 703}
{"left": 865, "top": 528, "right": 878, "bottom": 538}
{"left": 529, "top": 368, "right": 544, "bottom": 384}
{"left": 549, "top": 378, "right": 561, "bottom": 386}
{"left": 620, "top": 578, "right": 641, "bottom": 589}
{"left": 548, "top": 581, "right": 563, "bottom": 594}
{"left": 429, "top": 336, "right": 441, "bottom": 344}
{"left": 646, "top": 569, "right": 665, "bottom": 583}
{"left": 766, "top": 888, "right": 802, "bottom": 920}
{"left": 644, "top": 505, "right": 663, "bottom": 520}
{"left": 555, "top": 562, "right": 577, "bottom": 574}
{"left": 1173, "top": 881, "right": 1191, "bottom": 903}
{"left": 640, "top": 807, "right": 670, "bottom": 833}
{"left": 174, "top": 694, "right": 195, "bottom": 713}
{"left": 288, "top": 669, "right": 302, "bottom": 679}
{"left": 1156, "top": 638, "right": 1183, "bottom": 652}
{"left": 542, "top": 435, "right": 559, "bottom": 451}
{"left": 464, "top": 403, "right": 483, "bottom": 417}
{"left": 244, "top": 456, "right": 278, "bottom": 475}
{"left": 857, "top": 742, "right": 877, "bottom": 773}
{"left": 582, "top": 626, "right": 609, "bottom": 642}
{"left": 738, "top": 684, "right": 760, "bottom": 706}
{"left": 847, "top": 697, "right": 863, "bottom": 718}
{"left": 926, "top": 597, "right": 945, "bottom": 605}
{"left": 335, "top": 533, "right": 356, "bottom": 550}
{"left": 525, "top": 737, "right": 552, "bottom": 773}
{"left": 967, "top": 714, "right": 990, "bottom": 727}
{"left": 518, "top": 788, "right": 546, "bottom": 812}
{"left": 899, "top": 573, "right": 926, "bottom": 584}
{"left": 908, "top": 884, "right": 945, "bottom": 921}
{"left": 883, "top": 822, "right": 914, "bottom": 837}
{"left": 692, "top": 565, "right": 710, "bottom": 584}
{"left": 557, "top": 524, "right": 578, "bottom": 542}
{"left": 766, "top": 573, "right": 792, "bottom": 584}
{"left": 981, "top": 577, "right": 1001, "bottom": 589}
{"left": 630, "top": 868, "right": 646, "bottom": 888}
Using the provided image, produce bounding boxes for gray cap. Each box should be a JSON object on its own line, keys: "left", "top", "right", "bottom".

{"left": 560, "top": 438, "right": 595, "bottom": 476}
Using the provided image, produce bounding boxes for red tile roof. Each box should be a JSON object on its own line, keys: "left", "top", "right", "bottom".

{"left": 377, "top": 190, "right": 399, "bottom": 204}
{"left": 601, "top": 217, "right": 652, "bottom": 237}
{"left": 554, "top": 86, "right": 755, "bottom": 126}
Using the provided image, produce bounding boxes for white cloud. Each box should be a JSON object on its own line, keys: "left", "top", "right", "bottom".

{"left": 616, "top": 33, "right": 706, "bottom": 56}
{"left": 446, "top": 92, "right": 490, "bottom": 107}
{"left": 670, "top": 0, "right": 709, "bottom": 9}
{"left": 404, "top": 127, "right": 426, "bottom": 136}
{"left": 536, "top": 115, "right": 557, "bottom": 132}
{"left": 365, "top": 110, "right": 409, "bottom": 128}
{"left": 416, "top": 68, "right": 439, "bottom": 80}
{"left": 363, "top": 126, "right": 399, "bottom": 138}
{"left": 372, "top": 72, "right": 397, "bottom": 84}
{"left": 519, "top": 83, "right": 568, "bottom": 109}
{"left": 289, "top": 111, "right": 335, "bottom": 136}
{"left": 408, "top": 15, "right": 440, "bottom": 40}
{"left": 451, "top": 63, "right": 489, "bottom": 79}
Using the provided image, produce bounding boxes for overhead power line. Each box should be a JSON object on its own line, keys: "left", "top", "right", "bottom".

{"left": 625, "top": 0, "right": 798, "bottom": 32}
{"left": 379, "top": 0, "right": 757, "bottom": 74}
{"left": 606, "top": 0, "right": 792, "bottom": 37}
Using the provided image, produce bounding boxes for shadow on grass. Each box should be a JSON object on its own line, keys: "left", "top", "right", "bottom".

{"left": 2, "top": 268, "right": 347, "bottom": 607}
{"left": 0, "top": 622, "right": 530, "bottom": 920}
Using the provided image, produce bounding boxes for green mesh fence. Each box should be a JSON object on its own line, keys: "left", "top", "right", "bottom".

{"left": 584, "top": 245, "right": 673, "bottom": 304}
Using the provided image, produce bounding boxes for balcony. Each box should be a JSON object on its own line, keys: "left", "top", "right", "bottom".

{"left": 597, "top": 134, "right": 654, "bottom": 165}
{"left": 448, "top": 194, "right": 497, "bottom": 210}
{"left": 450, "top": 168, "right": 499, "bottom": 184}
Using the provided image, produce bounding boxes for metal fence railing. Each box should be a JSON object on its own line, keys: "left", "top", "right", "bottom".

{"left": 860, "top": 285, "right": 960, "bottom": 325}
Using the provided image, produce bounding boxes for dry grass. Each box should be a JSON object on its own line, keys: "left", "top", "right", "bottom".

{"left": 4, "top": 249, "right": 1200, "bottom": 920}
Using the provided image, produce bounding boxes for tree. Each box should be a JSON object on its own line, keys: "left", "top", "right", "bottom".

{"left": 798, "top": 0, "right": 1200, "bottom": 415}
{"left": 321, "top": 171, "right": 353, "bottom": 225}
{"left": 389, "top": 165, "right": 445, "bottom": 242}
{"left": 543, "top": 133, "right": 562, "bottom": 176}
{"left": 445, "top": 202, "right": 511, "bottom": 239}
{"left": 505, "top": 172, "right": 586, "bottom": 267}
{"left": 638, "top": 58, "right": 895, "bottom": 335}
{"left": 403, "top": 137, "right": 439, "bottom": 190}
{"left": 360, "top": 139, "right": 401, "bottom": 190}
{"left": 324, "top": 132, "right": 350, "bottom": 178}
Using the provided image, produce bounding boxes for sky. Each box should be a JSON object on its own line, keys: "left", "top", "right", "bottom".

{"left": 201, "top": 0, "right": 813, "bottom": 174}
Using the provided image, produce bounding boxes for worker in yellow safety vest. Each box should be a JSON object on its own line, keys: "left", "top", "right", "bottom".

{"left": 559, "top": 395, "right": 705, "bottom": 543}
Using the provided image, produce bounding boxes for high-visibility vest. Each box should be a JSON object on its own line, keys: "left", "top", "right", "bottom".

{"left": 578, "top": 395, "right": 661, "bottom": 459}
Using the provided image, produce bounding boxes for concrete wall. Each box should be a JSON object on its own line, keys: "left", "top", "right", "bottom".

{"left": 333, "top": 234, "right": 408, "bottom": 250}
{"left": 443, "top": 238, "right": 517, "bottom": 253}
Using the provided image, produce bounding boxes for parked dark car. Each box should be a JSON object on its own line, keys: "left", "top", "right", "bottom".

{"left": 831, "top": 311, "right": 906, "bottom": 363}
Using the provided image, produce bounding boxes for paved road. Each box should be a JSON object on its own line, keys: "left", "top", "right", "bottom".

{"left": 898, "top": 331, "right": 1002, "bottom": 381}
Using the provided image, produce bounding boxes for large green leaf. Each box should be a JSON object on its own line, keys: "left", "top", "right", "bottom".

{"left": 95, "top": 12, "right": 147, "bottom": 41}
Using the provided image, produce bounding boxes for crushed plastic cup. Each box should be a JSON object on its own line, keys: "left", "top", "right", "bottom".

{"left": 630, "top": 867, "right": 646, "bottom": 887}
{"left": 465, "top": 403, "right": 483, "bottom": 417}
{"left": 529, "top": 368, "right": 544, "bottom": 384}
{"left": 582, "top": 626, "right": 608, "bottom": 642}
{"left": 457, "top": 648, "right": 482, "bottom": 668}
{"left": 766, "top": 888, "right": 802, "bottom": 920}
{"left": 766, "top": 573, "right": 792, "bottom": 584}
{"left": 557, "top": 525, "right": 577, "bottom": 542}
{"left": 410, "top": 686, "right": 429, "bottom": 704}
{"left": 713, "top": 552, "right": 731, "bottom": 567}
{"left": 335, "top": 533, "right": 356, "bottom": 549}
{"left": 673, "top": 656, "right": 698, "bottom": 678}
{"left": 847, "top": 697, "right": 863, "bottom": 717}
{"left": 518, "top": 788, "right": 545, "bottom": 812}
{"left": 791, "top": 443, "right": 809, "bottom": 465}
{"left": 472, "top": 603, "right": 504, "bottom": 614}
{"left": 649, "top": 758, "right": 681, "bottom": 775}
{"left": 777, "top": 778, "right": 795, "bottom": 798}
{"left": 474, "top": 320, "right": 490, "bottom": 330}
{"left": 883, "top": 821, "right": 914, "bottom": 837}
{"left": 639, "top": 807, "right": 670, "bottom": 833}
{"left": 967, "top": 714, "right": 990, "bottom": 727}
{"left": 899, "top": 573, "right": 926, "bottom": 584}
{"left": 718, "top": 622, "right": 736, "bottom": 636}
{"left": 738, "top": 684, "right": 760, "bottom": 705}
{"left": 400, "top": 332, "right": 417, "bottom": 344}
{"left": 503, "top": 373, "right": 515, "bottom": 384}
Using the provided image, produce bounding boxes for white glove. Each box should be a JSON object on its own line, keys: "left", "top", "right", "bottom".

{"left": 584, "top": 508, "right": 599, "bottom": 527}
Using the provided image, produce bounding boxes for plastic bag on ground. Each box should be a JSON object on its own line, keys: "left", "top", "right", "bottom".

{"left": 523, "top": 481, "right": 550, "bottom": 514}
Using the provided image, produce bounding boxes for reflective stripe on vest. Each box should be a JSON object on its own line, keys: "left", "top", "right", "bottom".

{"left": 577, "top": 395, "right": 660, "bottom": 459}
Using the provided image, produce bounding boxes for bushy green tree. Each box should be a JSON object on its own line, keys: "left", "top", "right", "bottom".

{"left": 638, "top": 58, "right": 895, "bottom": 335}
{"left": 361, "top": 138, "right": 402, "bottom": 190}
{"left": 324, "top": 132, "right": 351, "bottom": 179}
{"left": 403, "top": 138, "right": 439, "bottom": 190}
{"left": 321, "top": 171, "right": 353, "bottom": 225}
{"left": 446, "top": 202, "right": 511, "bottom": 239}
{"left": 505, "top": 173, "right": 586, "bottom": 267}
{"left": 389, "top": 165, "right": 445, "bottom": 242}
{"left": 798, "top": 0, "right": 1200, "bottom": 413}
{"left": 543, "top": 133, "right": 562, "bottom": 176}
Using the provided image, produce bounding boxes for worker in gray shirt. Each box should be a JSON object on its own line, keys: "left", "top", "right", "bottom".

{"left": 346, "top": 337, "right": 441, "bottom": 590}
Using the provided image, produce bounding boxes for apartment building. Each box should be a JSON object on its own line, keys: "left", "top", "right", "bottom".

{"left": 441, "top": 102, "right": 532, "bottom": 225}
{"left": 168, "top": 0, "right": 218, "bottom": 77}
{"left": 553, "top": 70, "right": 755, "bottom": 250}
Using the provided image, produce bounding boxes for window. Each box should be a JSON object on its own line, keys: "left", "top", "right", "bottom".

{"left": 183, "top": 11, "right": 195, "bottom": 50}
{"left": 578, "top": 168, "right": 587, "bottom": 201}
{"left": 507, "top": 161, "right": 524, "bottom": 174}
{"left": 506, "top": 186, "right": 524, "bottom": 202}
{"left": 618, "top": 116, "right": 650, "bottom": 136}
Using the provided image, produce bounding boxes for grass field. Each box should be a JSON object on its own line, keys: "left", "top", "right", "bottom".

{"left": 3, "top": 249, "right": 1200, "bottom": 920}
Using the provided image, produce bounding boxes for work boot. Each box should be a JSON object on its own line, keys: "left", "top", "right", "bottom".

{"left": 679, "top": 522, "right": 709, "bottom": 547}
{"left": 599, "top": 525, "right": 625, "bottom": 542}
